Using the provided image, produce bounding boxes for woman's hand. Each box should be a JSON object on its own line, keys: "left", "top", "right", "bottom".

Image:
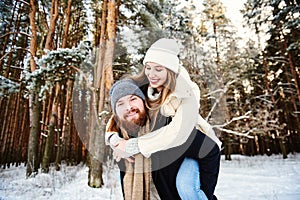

{"left": 114, "top": 140, "right": 127, "bottom": 152}
{"left": 113, "top": 151, "right": 135, "bottom": 163}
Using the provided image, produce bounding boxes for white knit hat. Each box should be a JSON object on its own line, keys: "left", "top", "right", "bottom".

{"left": 143, "top": 38, "right": 180, "bottom": 74}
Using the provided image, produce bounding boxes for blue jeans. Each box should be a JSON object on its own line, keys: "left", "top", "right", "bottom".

{"left": 176, "top": 158, "right": 208, "bottom": 200}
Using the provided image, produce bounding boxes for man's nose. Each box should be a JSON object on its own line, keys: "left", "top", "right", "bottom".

{"left": 125, "top": 101, "right": 133, "bottom": 111}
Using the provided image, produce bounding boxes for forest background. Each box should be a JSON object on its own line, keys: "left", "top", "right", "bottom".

{"left": 0, "top": 0, "right": 299, "bottom": 188}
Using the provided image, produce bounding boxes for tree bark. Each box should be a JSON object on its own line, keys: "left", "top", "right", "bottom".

{"left": 27, "top": 89, "right": 42, "bottom": 177}
{"left": 29, "top": 0, "right": 37, "bottom": 72}
{"left": 27, "top": 0, "right": 41, "bottom": 177}
{"left": 262, "top": 51, "right": 276, "bottom": 104}
{"left": 62, "top": 0, "right": 72, "bottom": 48}
{"left": 42, "top": 83, "right": 60, "bottom": 172}
{"left": 284, "top": 37, "right": 300, "bottom": 103}
{"left": 88, "top": 0, "right": 116, "bottom": 188}
{"left": 45, "top": 0, "right": 59, "bottom": 51}
{"left": 1, "top": 97, "right": 13, "bottom": 168}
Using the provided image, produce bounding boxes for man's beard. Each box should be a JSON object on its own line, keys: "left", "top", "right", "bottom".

{"left": 118, "top": 108, "right": 147, "bottom": 138}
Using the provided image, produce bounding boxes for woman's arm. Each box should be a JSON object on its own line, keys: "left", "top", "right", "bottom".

{"left": 138, "top": 93, "right": 198, "bottom": 157}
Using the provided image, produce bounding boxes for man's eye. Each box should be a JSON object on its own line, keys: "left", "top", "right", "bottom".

{"left": 116, "top": 103, "right": 123, "bottom": 107}
{"left": 131, "top": 97, "right": 137, "bottom": 101}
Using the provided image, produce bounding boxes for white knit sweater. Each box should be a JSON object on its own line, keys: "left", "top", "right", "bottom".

{"left": 105, "top": 66, "right": 222, "bottom": 158}
{"left": 138, "top": 66, "right": 222, "bottom": 157}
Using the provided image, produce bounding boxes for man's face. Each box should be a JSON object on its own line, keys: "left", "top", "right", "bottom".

{"left": 115, "top": 95, "right": 146, "bottom": 127}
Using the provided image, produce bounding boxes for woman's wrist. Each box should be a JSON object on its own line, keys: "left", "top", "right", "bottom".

{"left": 125, "top": 138, "right": 140, "bottom": 155}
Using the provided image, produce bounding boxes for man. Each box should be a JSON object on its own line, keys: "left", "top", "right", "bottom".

{"left": 106, "top": 79, "right": 220, "bottom": 200}
{"left": 106, "top": 78, "right": 158, "bottom": 200}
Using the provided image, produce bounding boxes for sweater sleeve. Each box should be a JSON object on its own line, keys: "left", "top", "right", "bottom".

{"left": 138, "top": 70, "right": 199, "bottom": 157}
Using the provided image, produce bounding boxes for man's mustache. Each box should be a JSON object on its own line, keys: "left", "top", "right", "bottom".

{"left": 123, "top": 108, "right": 140, "bottom": 119}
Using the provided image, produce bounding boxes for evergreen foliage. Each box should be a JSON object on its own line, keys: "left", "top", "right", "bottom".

{"left": 22, "top": 41, "right": 91, "bottom": 99}
{"left": 0, "top": 0, "right": 299, "bottom": 171}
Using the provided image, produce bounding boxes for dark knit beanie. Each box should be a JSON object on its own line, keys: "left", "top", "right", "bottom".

{"left": 110, "top": 79, "right": 145, "bottom": 113}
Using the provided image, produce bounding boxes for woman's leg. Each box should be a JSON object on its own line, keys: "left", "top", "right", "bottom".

{"left": 184, "top": 128, "right": 221, "bottom": 200}
{"left": 176, "top": 157, "right": 208, "bottom": 200}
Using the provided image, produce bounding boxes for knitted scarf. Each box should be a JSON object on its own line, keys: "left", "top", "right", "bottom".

{"left": 121, "top": 123, "right": 152, "bottom": 200}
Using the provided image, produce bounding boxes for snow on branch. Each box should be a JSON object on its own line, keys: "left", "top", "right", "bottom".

{"left": 0, "top": 75, "right": 20, "bottom": 97}
{"left": 205, "top": 80, "right": 236, "bottom": 120}
{"left": 22, "top": 41, "right": 92, "bottom": 99}
{"left": 214, "top": 111, "right": 252, "bottom": 128}
{"left": 216, "top": 127, "right": 255, "bottom": 139}
{"left": 0, "top": 47, "right": 32, "bottom": 62}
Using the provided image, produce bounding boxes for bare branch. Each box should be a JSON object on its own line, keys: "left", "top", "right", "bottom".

{"left": 205, "top": 80, "right": 237, "bottom": 120}
{"left": 0, "top": 32, "right": 31, "bottom": 39}
{"left": 214, "top": 111, "right": 252, "bottom": 128}
{"left": 17, "top": 0, "right": 30, "bottom": 6}
{"left": 216, "top": 127, "right": 255, "bottom": 139}
{"left": 0, "top": 47, "right": 32, "bottom": 61}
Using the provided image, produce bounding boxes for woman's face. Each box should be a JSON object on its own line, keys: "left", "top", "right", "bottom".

{"left": 144, "top": 62, "right": 168, "bottom": 91}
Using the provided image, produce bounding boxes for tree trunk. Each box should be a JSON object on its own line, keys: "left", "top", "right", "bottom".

{"left": 213, "top": 22, "right": 220, "bottom": 73}
{"left": 61, "top": 78, "right": 74, "bottom": 163}
{"left": 27, "top": 89, "right": 42, "bottom": 177}
{"left": 224, "top": 134, "right": 232, "bottom": 160}
{"left": 45, "top": 0, "right": 59, "bottom": 51}
{"left": 62, "top": 0, "right": 72, "bottom": 48}
{"left": 1, "top": 97, "right": 13, "bottom": 168}
{"left": 87, "top": 103, "right": 109, "bottom": 187}
{"left": 284, "top": 36, "right": 300, "bottom": 103}
{"left": 27, "top": 0, "right": 41, "bottom": 177}
{"left": 17, "top": 100, "right": 29, "bottom": 166}
{"left": 262, "top": 51, "right": 275, "bottom": 104}
{"left": 88, "top": 0, "right": 116, "bottom": 188}
{"left": 7, "top": 93, "right": 20, "bottom": 167}
{"left": 278, "top": 136, "right": 288, "bottom": 159}
{"left": 42, "top": 83, "right": 60, "bottom": 172}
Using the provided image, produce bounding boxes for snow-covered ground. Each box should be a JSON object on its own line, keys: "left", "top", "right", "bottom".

{"left": 1, "top": 154, "right": 300, "bottom": 200}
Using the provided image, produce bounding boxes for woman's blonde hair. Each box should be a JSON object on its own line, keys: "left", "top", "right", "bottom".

{"left": 129, "top": 65, "right": 177, "bottom": 130}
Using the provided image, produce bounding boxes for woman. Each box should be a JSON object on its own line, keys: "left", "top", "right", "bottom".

{"left": 106, "top": 38, "right": 221, "bottom": 200}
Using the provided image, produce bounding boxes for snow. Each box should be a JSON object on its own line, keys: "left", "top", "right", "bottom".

{"left": 1, "top": 154, "right": 300, "bottom": 200}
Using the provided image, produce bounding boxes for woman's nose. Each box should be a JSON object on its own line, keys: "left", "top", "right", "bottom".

{"left": 147, "top": 69, "right": 155, "bottom": 77}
